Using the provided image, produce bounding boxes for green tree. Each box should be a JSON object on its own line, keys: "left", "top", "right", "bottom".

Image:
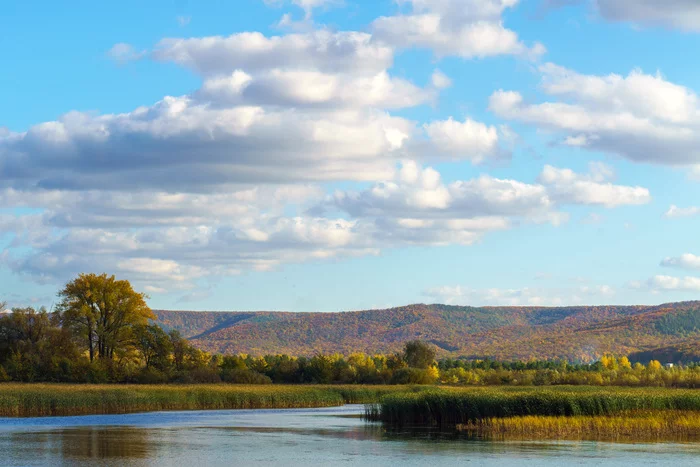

{"left": 57, "top": 273, "right": 153, "bottom": 361}
{"left": 134, "top": 324, "right": 174, "bottom": 371}
{"left": 403, "top": 340, "right": 436, "bottom": 369}
{"left": 0, "top": 306, "right": 81, "bottom": 382}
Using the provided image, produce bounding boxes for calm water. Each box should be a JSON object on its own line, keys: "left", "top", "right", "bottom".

{"left": 1, "top": 405, "right": 699, "bottom": 466}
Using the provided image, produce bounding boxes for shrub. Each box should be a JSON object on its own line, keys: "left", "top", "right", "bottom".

{"left": 0, "top": 365, "right": 10, "bottom": 382}
{"left": 390, "top": 368, "right": 438, "bottom": 385}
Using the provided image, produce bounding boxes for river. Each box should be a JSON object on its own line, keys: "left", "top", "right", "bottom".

{"left": 1, "top": 405, "right": 698, "bottom": 466}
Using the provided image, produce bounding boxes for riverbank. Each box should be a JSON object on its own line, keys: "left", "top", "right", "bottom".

{"left": 0, "top": 384, "right": 416, "bottom": 417}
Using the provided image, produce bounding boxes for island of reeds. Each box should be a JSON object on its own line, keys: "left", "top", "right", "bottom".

{"left": 367, "top": 386, "right": 700, "bottom": 440}
{"left": 2, "top": 272, "right": 700, "bottom": 441}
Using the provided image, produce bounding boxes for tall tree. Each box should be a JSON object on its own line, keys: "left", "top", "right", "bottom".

{"left": 134, "top": 324, "right": 173, "bottom": 371}
{"left": 403, "top": 340, "right": 436, "bottom": 369}
{"left": 57, "top": 273, "right": 153, "bottom": 361}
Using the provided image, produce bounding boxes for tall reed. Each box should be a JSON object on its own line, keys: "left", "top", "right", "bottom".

{"left": 373, "top": 387, "right": 700, "bottom": 427}
{"left": 457, "top": 411, "right": 700, "bottom": 441}
{"left": 0, "top": 384, "right": 416, "bottom": 417}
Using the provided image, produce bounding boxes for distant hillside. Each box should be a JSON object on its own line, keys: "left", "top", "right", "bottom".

{"left": 154, "top": 301, "right": 700, "bottom": 362}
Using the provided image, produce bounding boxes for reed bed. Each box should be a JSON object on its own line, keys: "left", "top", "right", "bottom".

{"left": 0, "top": 384, "right": 416, "bottom": 418}
{"left": 372, "top": 386, "right": 700, "bottom": 427}
{"left": 457, "top": 411, "right": 700, "bottom": 441}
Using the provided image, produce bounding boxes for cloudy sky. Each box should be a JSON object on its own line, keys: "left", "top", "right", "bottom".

{"left": 2, "top": 0, "right": 700, "bottom": 311}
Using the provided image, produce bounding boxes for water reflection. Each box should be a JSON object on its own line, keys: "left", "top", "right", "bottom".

{"left": 1, "top": 406, "right": 700, "bottom": 466}
{"left": 3, "top": 427, "right": 152, "bottom": 465}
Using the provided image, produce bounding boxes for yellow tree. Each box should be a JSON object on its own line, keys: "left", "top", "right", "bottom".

{"left": 57, "top": 273, "right": 153, "bottom": 361}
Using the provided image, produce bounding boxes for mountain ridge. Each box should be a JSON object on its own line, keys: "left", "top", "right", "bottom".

{"left": 154, "top": 301, "right": 700, "bottom": 361}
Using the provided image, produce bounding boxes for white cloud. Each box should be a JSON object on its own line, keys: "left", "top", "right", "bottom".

{"left": 0, "top": 97, "right": 415, "bottom": 191}
{"left": 424, "top": 283, "right": 615, "bottom": 306}
{"left": 3, "top": 29, "right": 505, "bottom": 194}
{"left": 3, "top": 215, "right": 381, "bottom": 291}
{"left": 372, "top": 0, "right": 545, "bottom": 59}
{"left": 322, "top": 161, "right": 648, "bottom": 249}
{"left": 422, "top": 117, "right": 504, "bottom": 163}
{"left": 431, "top": 70, "right": 452, "bottom": 89}
{"left": 153, "top": 30, "right": 393, "bottom": 76}
{"left": 330, "top": 160, "right": 555, "bottom": 220}
{"left": 176, "top": 16, "right": 191, "bottom": 27}
{"left": 635, "top": 275, "right": 700, "bottom": 292}
{"left": 0, "top": 17, "right": 657, "bottom": 300}
{"left": 538, "top": 163, "right": 651, "bottom": 207}
{"left": 661, "top": 254, "right": 700, "bottom": 270}
{"left": 330, "top": 161, "right": 649, "bottom": 222}
{"left": 107, "top": 43, "right": 145, "bottom": 64}
{"left": 490, "top": 63, "right": 700, "bottom": 166}
{"left": 665, "top": 205, "right": 700, "bottom": 219}
{"left": 198, "top": 69, "right": 436, "bottom": 109}
{"left": 0, "top": 24, "right": 528, "bottom": 295}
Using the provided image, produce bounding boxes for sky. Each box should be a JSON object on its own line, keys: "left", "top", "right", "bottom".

{"left": 2, "top": 0, "right": 700, "bottom": 312}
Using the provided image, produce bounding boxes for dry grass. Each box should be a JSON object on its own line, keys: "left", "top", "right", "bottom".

{"left": 457, "top": 411, "right": 700, "bottom": 441}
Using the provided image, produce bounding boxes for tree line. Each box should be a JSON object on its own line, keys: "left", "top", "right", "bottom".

{"left": 2, "top": 273, "right": 700, "bottom": 387}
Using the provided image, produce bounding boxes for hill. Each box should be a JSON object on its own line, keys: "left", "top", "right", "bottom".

{"left": 154, "top": 301, "right": 700, "bottom": 362}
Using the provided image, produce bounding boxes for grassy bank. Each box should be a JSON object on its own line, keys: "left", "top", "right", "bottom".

{"left": 0, "top": 384, "right": 418, "bottom": 417}
{"left": 456, "top": 411, "right": 700, "bottom": 441}
{"left": 370, "top": 386, "right": 700, "bottom": 427}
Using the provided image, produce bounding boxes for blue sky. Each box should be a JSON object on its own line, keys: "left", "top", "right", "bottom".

{"left": 2, "top": 0, "right": 700, "bottom": 311}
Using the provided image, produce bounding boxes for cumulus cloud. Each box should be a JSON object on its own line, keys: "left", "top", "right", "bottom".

{"left": 197, "top": 69, "right": 437, "bottom": 109}
{"left": 0, "top": 23, "right": 532, "bottom": 295}
{"left": 329, "top": 160, "right": 554, "bottom": 220}
{"left": 424, "top": 283, "right": 615, "bottom": 306}
{"left": 490, "top": 63, "right": 700, "bottom": 166}
{"left": 420, "top": 117, "right": 510, "bottom": 163}
{"left": 152, "top": 30, "right": 393, "bottom": 76}
{"left": 3, "top": 29, "right": 517, "bottom": 194}
{"left": 3, "top": 213, "right": 381, "bottom": 292}
{"left": 329, "top": 161, "right": 648, "bottom": 220}
{"left": 0, "top": 184, "right": 373, "bottom": 292}
{"left": 538, "top": 163, "right": 651, "bottom": 207}
{"left": 0, "top": 17, "right": 655, "bottom": 300}
{"left": 661, "top": 254, "right": 700, "bottom": 270}
{"left": 322, "top": 161, "right": 648, "bottom": 247}
{"left": 632, "top": 275, "right": 700, "bottom": 293}
{"left": 372, "top": 0, "right": 545, "bottom": 59}
{"left": 0, "top": 103, "right": 415, "bottom": 191}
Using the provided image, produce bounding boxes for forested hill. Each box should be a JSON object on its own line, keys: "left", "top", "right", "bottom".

{"left": 154, "top": 301, "right": 700, "bottom": 362}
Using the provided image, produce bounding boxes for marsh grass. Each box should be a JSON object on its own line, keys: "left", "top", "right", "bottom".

{"left": 456, "top": 411, "right": 700, "bottom": 441}
{"left": 0, "top": 384, "right": 415, "bottom": 417}
{"left": 372, "top": 386, "right": 700, "bottom": 428}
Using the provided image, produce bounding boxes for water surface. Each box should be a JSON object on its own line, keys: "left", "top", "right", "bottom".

{"left": 1, "top": 405, "right": 698, "bottom": 466}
